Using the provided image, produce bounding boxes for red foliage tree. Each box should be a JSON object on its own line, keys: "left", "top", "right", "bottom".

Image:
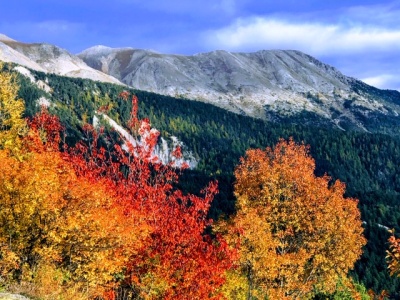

{"left": 63, "top": 93, "right": 235, "bottom": 299}
{"left": 0, "top": 69, "right": 234, "bottom": 299}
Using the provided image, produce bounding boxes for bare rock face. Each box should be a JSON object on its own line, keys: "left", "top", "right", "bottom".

{"left": 0, "top": 293, "right": 31, "bottom": 300}
{"left": 0, "top": 35, "right": 123, "bottom": 85}
{"left": 0, "top": 41, "right": 46, "bottom": 72}
{"left": 1, "top": 33, "right": 400, "bottom": 133}
{"left": 78, "top": 46, "right": 400, "bottom": 131}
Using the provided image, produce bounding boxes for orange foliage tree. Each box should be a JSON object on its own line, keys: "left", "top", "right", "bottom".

{"left": 67, "top": 93, "right": 235, "bottom": 299}
{"left": 0, "top": 66, "right": 234, "bottom": 299}
{"left": 27, "top": 109, "right": 147, "bottom": 296}
{"left": 0, "top": 96, "right": 143, "bottom": 297}
{"left": 221, "top": 139, "right": 366, "bottom": 299}
{"left": 387, "top": 230, "right": 400, "bottom": 278}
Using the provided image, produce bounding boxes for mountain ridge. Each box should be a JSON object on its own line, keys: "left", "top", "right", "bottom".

{"left": 0, "top": 34, "right": 123, "bottom": 85}
{"left": 1, "top": 34, "right": 400, "bottom": 296}
{"left": 1, "top": 33, "right": 400, "bottom": 135}
{"left": 77, "top": 45, "right": 400, "bottom": 133}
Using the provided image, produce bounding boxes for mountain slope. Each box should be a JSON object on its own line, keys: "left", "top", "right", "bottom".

{"left": 0, "top": 34, "right": 123, "bottom": 85}
{"left": 0, "top": 37, "right": 46, "bottom": 72}
{"left": 78, "top": 46, "right": 400, "bottom": 134}
{"left": 1, "top": 33, "right": 400, "bottom": 136}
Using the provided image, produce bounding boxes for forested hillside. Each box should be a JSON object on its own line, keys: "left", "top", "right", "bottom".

{"left": 2, "top": 62, "right": 400, "bottom": 297}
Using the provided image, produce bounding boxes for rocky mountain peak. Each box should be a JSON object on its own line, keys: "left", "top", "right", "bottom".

{"left": 77, "top": 46, "right": 400, "bottom": 133}
{"left": 0, "top": 33, "right": 17, "bottom": 42}
{"left": 1, "top": 33, "right": 400, "bottom": 134}
{"left": 0, "top": 35, "right": 123, "bottom": 85}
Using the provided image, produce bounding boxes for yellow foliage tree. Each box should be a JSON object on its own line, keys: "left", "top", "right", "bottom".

{"left": 0, "top": 66, "right": 148, "bottom": 298}
{"left": 222, "top": 139, "right": 366, "bottom": 299}
{"left": 0, "top": 63, "right": 27, "bottom": 153}
{"left": 0, "top": 68, "right": 231, "bottom": 299}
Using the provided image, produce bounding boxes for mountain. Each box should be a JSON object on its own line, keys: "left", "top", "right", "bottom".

{"left": 1, "top": 34, "right": 400, "bottom": 295}
{"left": 78, "top": 46, "right": 400, "bottom": 134}
{"left": 0, "top": 34, "right": 46, "bottom": 72}
{"left": 0, "top": 34, "right": 123, "bottom": 85}
{"left": 1, "top": 33, "right": 400, "bottom": 136}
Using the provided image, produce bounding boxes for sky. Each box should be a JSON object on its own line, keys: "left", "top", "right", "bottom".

{"left": 1, "top": 0, "right": 399, "bottom": 90}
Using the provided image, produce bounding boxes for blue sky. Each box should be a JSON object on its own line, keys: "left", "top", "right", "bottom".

{"left": 1, "top": 0, "right": 399, "bottom": 90}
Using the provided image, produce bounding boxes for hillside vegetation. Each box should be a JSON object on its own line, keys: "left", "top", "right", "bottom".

{"left": 1, "top": 62, "right": 400, "bottom": 298}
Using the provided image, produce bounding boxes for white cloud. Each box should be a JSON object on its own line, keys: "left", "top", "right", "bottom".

{"left": 203, "top": 17, "right": 400, "bottom": 56}
{"left": 362, "top": 74, "right": 400, "bottom": 91}
{"left": 202, "top": 9, "right": 400, "bottom": 91}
